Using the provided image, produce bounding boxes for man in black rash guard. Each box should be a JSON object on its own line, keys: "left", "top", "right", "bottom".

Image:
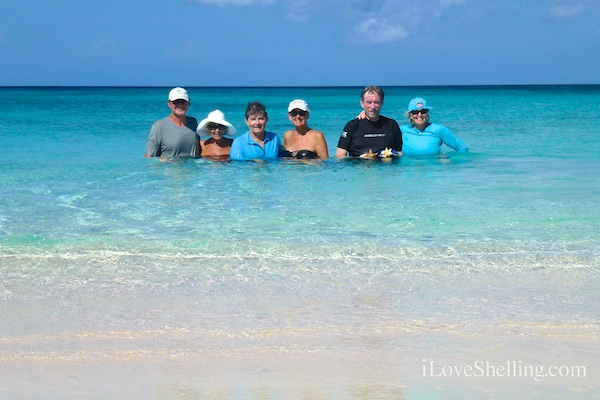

{"left": 335, "top": 86, "right": 402, "bottom": 158}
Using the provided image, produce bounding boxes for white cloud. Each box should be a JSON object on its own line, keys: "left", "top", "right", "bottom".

{"left": 286, "top": 0, "right": 310, "bottom": 23}
{"left": 189, "top": 0, "right": 276, "bottom": 6}
{"left": 343, "top": 0, "right": 470, "bottom": 44}
{"left": 355, "top": 17, "right": 408, "bottom": 44}
{"left": 548, "top": 4, "right": 585, "bottom": 20}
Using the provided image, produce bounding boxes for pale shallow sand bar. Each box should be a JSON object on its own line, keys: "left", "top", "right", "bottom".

{"left": 2, "top": 321, "right": 598, "bottom": 399}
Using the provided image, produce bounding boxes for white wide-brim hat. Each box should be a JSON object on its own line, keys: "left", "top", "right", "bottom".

{"left": 196, "top": 109, "right": 237, "bottom": 136}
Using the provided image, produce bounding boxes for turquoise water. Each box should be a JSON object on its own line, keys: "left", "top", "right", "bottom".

{"left": 1, "top": 86, "right": 599, "bottom": 398}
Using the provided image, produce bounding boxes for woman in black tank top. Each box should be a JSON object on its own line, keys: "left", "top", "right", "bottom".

{"left": 283, "top": 99, "right": 329, "bottom": 160}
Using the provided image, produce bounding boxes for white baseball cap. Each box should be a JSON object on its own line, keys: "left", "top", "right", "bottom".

{"left": 287, "top": 99, "right": 309, "bottom": 112}
{"left": 168, "top": 87, "right": 189, "bottom": 102}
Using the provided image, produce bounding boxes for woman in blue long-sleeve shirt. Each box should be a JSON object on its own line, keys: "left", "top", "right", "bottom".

{"left": 400, "top": 97, "right": 468, "bottom": 156}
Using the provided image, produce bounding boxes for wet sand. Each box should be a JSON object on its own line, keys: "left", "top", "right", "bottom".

{"left": 2, "top": 321, "right": 598, "bottom": 399}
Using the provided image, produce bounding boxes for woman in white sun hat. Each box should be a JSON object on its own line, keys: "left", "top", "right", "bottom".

{"left": 196, "top": 109, "right": 237, "bottom": 159}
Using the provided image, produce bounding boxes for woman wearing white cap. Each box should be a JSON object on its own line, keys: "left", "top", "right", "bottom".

{"left": 282, "top": 99, "right": 329, "bottom": 159}
{"left": 401, "top": 97, "right": 468, "bottom": 156}
{"left": 196, "top": 110, "right": 236, "bottom": 159}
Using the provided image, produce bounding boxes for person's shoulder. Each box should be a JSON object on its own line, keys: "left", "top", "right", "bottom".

{"left": 230, "top": 135, "right": 243, "bottom": 152}
{"left": 152, "top": 116, "right": 169, "bottom": 126}
{"left": 232, "top": 131, "right": 249, "bottom": 143}
{"left": 265, "top": 131, "right": 280, "bottom": 140}
{"left": 308, "top": 129, "right": 326, "bottom": 138}
{"left": 377, "top": 115, "right": 400, "bottom": 132}
{"left": 380, "top": 115, "right": 400, "bottom": 125}
{"left": 427, "top": 123, "right": 446, "bottom": 132}
{"left": 343, "top": 118, "right": 361, "bottom": 129}
{"left": 186, "top": 116, "right": 199, "bottom": 130}
{"left": 150, "top": 117, "right": 170, "bottom": 132}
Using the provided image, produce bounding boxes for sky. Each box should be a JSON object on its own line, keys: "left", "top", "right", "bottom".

{"left": 1, "top": 0, "right": 599, "bottom": 86}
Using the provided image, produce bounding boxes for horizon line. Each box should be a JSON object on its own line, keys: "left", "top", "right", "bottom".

{"left": 1, "top": 83, "right": 599, "bottom": 89}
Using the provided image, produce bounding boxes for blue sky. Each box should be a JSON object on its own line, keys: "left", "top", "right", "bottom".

{"left": 1, "top": 0, "right": 599, "bottom": 86}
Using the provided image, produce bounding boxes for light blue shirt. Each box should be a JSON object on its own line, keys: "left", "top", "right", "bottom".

{"left": 230, "top": 131, "right": 282, "bottom": 161}
{"left": 401, "top": 123, "right": 468, "bottom": 156}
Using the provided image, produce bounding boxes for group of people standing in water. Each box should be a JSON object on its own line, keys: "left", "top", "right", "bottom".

{"left": 144, "top": 86, "right": 468, "bottom": 161}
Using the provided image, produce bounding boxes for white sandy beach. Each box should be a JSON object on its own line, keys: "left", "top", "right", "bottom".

{"left": 2, "top": 318, "right": 598, "bottom": 399}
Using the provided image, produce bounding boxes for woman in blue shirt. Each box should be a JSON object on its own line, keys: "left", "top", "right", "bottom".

{"left": 401, "top": 97, "right": 468, "bottom": 156}
{"left": 230, "top": 102, "right": 283, "bottom": 161}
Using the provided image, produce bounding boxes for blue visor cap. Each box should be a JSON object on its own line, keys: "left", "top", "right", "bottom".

{"left": 408, "top": 97, "right": 433, "bottom": 111}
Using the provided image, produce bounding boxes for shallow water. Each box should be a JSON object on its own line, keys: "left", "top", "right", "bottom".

{"left": 1, "top": 86, "right": 599, "bottom": 398}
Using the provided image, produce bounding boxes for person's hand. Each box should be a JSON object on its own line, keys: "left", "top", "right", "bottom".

{"left": 379, "top": 148, "right": 400, "bottom": 158}
{"left": 356, "top": 111, "right": 366, "bottom": 120}
{"left": 359, "top": 149, "right": 378, "bottom": 159}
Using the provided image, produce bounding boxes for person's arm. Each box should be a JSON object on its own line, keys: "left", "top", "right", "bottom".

{"left": 439, "top": 125, "right": 468, "bottom": 152}
{"left": 229, "top": 137, "right": 246, "bottom": 160}
{"left": 144, "top": 122, "right": 161, "bottom": 157}
{"left": 282, "top": 130, "right": 291, "bottom": 150}
{"left": 336, "top": 120, "right": 355, "bottom": 158}
{"left": 395, "top": 122, "right": 403, "bottom": 156}
{"left": 335, "top": 147, "right": 348, "bottom": 158}
{"left": 275, "top": 134, "right": 284, "bottom": 158}
{"left": 314, "top": 131, "right": 329, "bottom": 159}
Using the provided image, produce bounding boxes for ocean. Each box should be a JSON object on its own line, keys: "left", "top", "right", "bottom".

{"left": 1, "top": 86, "right": 599, "bottom": 399}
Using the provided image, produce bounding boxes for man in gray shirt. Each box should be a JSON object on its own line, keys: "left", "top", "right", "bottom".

{"left": 145, "top": 87, "right": 199, "bottom": 159}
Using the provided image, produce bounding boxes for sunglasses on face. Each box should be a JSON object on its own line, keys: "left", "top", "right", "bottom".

{"left": 410, "top": 109, "right": 429, "bottom": 116}
{"left": 290, "top": 109, "right": 308, "bottom": 117}
{"left": 171, "top": 100, "right": 188, "bottom": 106}
{"left": 208, "top": 123, "right": 226, "bottom": 131}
